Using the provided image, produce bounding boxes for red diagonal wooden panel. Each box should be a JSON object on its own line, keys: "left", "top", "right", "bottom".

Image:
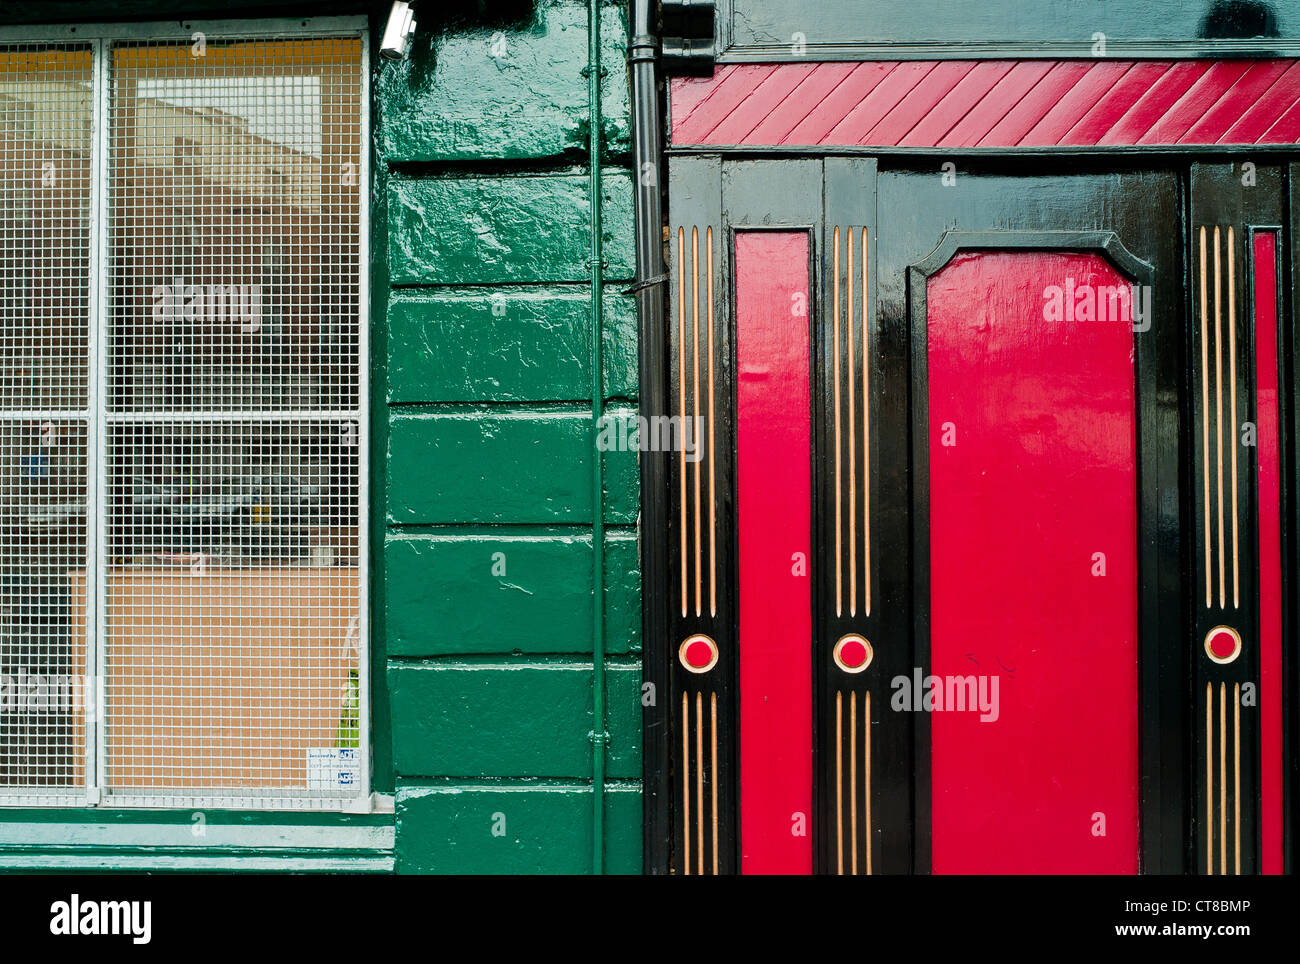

{"left": 1098, "top": 61, "right": 1211, "bottom": 145}
{"left": 863, "top": 60, "right": 970, "bottom": 144}
{"left": 899, "top": 60, "right": 1016, "bottom": 146}
{"left": 1180, "top": 60, "right": 1294, "bottom": 142}
{"left": 673, "top": 64, "right": 777, "bottom": 143}
{"left": 1260, "top": 93, "right": 1300, "bottom": 142}
{"left": 940, "top": 61, "right": 1055, "bottom": 146}
{"left": 783, "top": 61, "right": 898, "bottom": 144}
{"left": 705, "top": 62, "right": 818, "bottom": 144}
{"left": 976, "top": 61, "right": 1096, "bottom": 146}
{"left": 1059, "top": 62, "right": 1173, "bottom": 145}
{"left": 1219, "top": 60, "right": 1300, "bottom": 142}
{"left": 670, "top": 58, "right": 1300, "bottom": 147}
{"left": 1020, "top": 61, "right": 1133, "bottom": 145}
{"left": 1136, "top": 60, "right": 1253, "bottom": 143}
{"left": 745, "top": 62, "right": 860, "bottom": 145}
{"left": 823, "top": 61, "right": 936, "bottom": 144}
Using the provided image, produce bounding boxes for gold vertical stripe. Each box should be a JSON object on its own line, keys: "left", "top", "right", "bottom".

{"left": 835, "top": 690, "right": 844, "bottom": 875}
{"left": 833, "top": 227, "right": 842, "bottom": 617}
{"left": 850, "top": 690, "right": 858, "bottom": 875}
{"left": 864, "top": 690, "right": 872, "bottom": 875}
{"left": 1219, "top": 680, "right": 1227, "bottom": 876}
{"left": 692, "top": 227, "right": 702, "bottom": 617}
{"left": 711, "top": 692, "right": 718, "bottom": 875}
{"left": 1227, "top": 226, "right": 1239, "bottom": 609}
{"left": 1214, "top": 226, "right": 1226, "bottom": 609}
{"left": 677, "top": 228, "right": 687, "bottom": 617}
{"left": 707, "top": 227, "right": 716, "bottom": 617}
{"left": 695, "top": 690, "right": 704, "bottom": 875}
{"left": 681, "top": 691, "right": 689, "bottom": 875}
{"left": 1234, "top": 682, "right": 1241, "bottom": 875}
{"left": 862, "top": 227, "right": 871, "bottom": 618}
{"left": 1200, "top": 226, "right": 1212, "bottom": 609}
{"left": 1205, "top": 681, "right": 1213, "bottom": 875}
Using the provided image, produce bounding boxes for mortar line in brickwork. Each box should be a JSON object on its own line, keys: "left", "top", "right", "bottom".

{"left": 384, "top": 524, "right": 639, "bottom": 537}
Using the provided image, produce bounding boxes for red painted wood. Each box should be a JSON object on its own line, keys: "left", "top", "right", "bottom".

{"left": 669, "top": 58, "right": 1300, "bottom": 147}
{"left": 975, "top": 61, "right": 1097, "bottom": 146}
{"left": 863, "top": 60, "right": 971, "bottom": 145}
{"left": 746, "top": 62, "right": 860, "bottom": 145}
{"left": 783, "top": 61, "right": 898, "bottom": 144}
{"left": 1260, "top": 91, "right": 1300, "bottom": 142}
{"left": 941, "top": 61, "right": 1056, "bottom": 146}
{"left": 1254, "top": 231, "right": 1284, "bottom": 876}
{"left": 735, "top": 231, "right": 813, "bottom": 875}
{"left": 1059, "top": 62, "right": 1173, "bottom": 145}
{"left": 899, "top": 60, "right": 1016, "bottom": 147}
{"left": 1020, "top": 61, "right": 1133, "bottom": 145}
{"left": 670, "top": 65, "right": 736, "bottom": 132}
{"left": 672, "top": 64, "right": 777, "bottom": 143}
{"left": 824, "top": 61, "right": 937, "bottom": 145}
{"left": 927, "top": 251, "right": 1140, "bottom": 874}
{"left": 1220, "top": 60, "right": 1300, "bottom": 142}
{"left": 1136, "top": 60, "right": 1253, "bottom": 143}
{"left": 1180, "top": 60, "right": 1295, "bottom": 142}
{"left": 704, "top": 63, "right": 818, "bottom": 145}
{"left": 1098, "top": 61, "right": 1211, "bottom": 145}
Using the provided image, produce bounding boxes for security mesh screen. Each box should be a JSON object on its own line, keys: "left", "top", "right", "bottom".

{"left": 105, "top": 38, "right": 363, "bottom": 797}
{"left": 0, "top": 45, "right": 93, "bottom": 791}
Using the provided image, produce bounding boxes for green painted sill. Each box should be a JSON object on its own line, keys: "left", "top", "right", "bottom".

{"left": 0, "top": 807, "right": 394, "bottom": 873}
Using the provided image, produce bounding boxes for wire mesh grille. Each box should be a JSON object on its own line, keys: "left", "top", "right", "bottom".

{"left": 0, "top": 34, "right": 364, "bottom": 804}
{"left": 105, "top": 38, "right": 363, "bottom": 797}
{"left": 0, "top": 45, "right": 93, "bottom": 792}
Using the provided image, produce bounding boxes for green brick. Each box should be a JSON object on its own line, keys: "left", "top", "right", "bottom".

{"left": 376, "top": 0, "right": 630, "bottom": 163}
{"left": 388, "top": 660, "right": 641, "bottom": 778}
{"left": 386, "top": 285, "right": 637, "bottom": 403}
{"left": 384, "top": 530, "right": 640, "bottom": 656}
{"left": 395, "top": 781, "right": 641, "bottom": 874}
{"left": 388, "top": 171, "right": 635, "bottom": 285}
{"left": 386, "top": 408, "right": 638, "bottom": 524}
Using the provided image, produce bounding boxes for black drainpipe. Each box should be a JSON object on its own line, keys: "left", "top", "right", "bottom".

{"left": 627, "top": 0, "right": 671, "bottom": 874}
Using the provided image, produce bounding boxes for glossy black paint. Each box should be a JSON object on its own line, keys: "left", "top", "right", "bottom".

{"left": 629, "top": 0, "right": 673, "bottom": 876}
{"left": 1186, "top": 162, "right": 1283, "bottom": 875}
{"left": 713, "top": 0, "right": 1300, "bottom": 61}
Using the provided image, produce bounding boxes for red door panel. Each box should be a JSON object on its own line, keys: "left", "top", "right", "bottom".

{"left": 735, "top": 231, "right": 813, "bottom": 874}
{"left": 926, "top": 251, "right": 1140, "bottom": 874}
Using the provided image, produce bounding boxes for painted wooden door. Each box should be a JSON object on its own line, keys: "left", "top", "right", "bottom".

{"left": 655, "top": 157, "right": 1287, "bottom": 876}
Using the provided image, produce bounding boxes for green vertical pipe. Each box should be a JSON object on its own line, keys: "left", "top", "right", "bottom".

{"left": 587, "top": 0, "right": 607, "bottom": 875}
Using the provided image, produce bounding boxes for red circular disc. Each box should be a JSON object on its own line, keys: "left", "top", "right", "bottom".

{"left": 685, "top": 639, "right": 714, "bottom": 668}
{"left": 839, "top": 638, "right": 868, "bottom": 669}
{"left": 678, "top": 634, "right": 718, "bottom": 674}
{"left": 1206, "top": 627, "right": 1240, "bottom": 662}
{"left": 833, "top": 633, "right": 873, "bottom": 674}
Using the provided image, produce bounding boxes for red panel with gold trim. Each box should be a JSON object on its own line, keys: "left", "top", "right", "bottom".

{"left": 735, "top": 230, "right": 813, "bottom": 875}
{"left": 926, "top": 251, "right": 1140, "bottom": 874}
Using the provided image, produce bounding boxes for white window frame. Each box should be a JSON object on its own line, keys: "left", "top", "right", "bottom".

{"left": 0, "top": 16, "right": 371, "bottom": 812}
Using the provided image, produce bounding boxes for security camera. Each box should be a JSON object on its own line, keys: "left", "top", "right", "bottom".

{"left": 380, "top": 1, "right": 417, "bottom": 60}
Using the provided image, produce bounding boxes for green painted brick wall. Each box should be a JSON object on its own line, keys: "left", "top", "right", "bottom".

{"left": 387, "top": 286, "right": 637, "bottom": 403}
{"left": 376, "top": 1, "right": 630, "bottom": 163}
{"left": 388, "top": 171, "right": 635, "bottom": 285}
{"left": 385, "top": 531, "right": 639, "bottom": 656}
{"left": 389, "top": 660, "right": 642, "bottom": 777}
{"left": 394, "top": 782, "right": 642, "bottom": 874}
{"left": 386, "top": 407, "right": 639, "bottom": 524}
{"left": 376, "top": 0, "right": 642, "bottom": 873}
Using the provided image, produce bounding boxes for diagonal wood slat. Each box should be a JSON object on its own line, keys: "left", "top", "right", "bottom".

{"left": 671, "top": 59, "right": 1300, "bottom": 147}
